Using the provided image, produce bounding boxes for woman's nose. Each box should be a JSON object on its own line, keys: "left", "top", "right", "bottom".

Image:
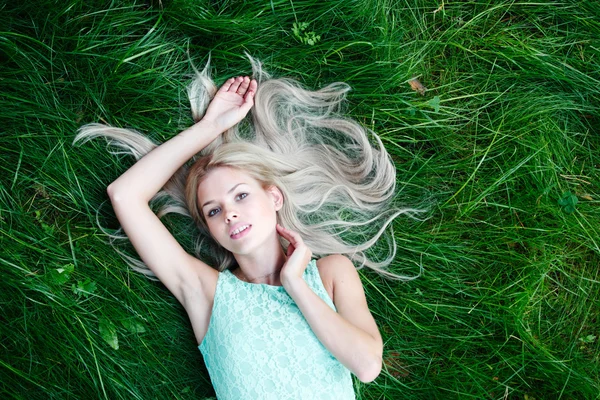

{"left": 225, "top": 209, "right": 238, "bottom": 223}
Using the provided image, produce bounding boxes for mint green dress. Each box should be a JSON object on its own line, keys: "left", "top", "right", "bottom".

{"left": 198, "top": 259, "right": 356, "bottom": 399}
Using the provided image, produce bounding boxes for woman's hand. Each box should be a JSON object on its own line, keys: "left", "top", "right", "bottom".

{"left": 276, "top": 224, "right": 313, "bottom": 289}
{"left": 202, "top": 76, "right": 257, "bottom": 133}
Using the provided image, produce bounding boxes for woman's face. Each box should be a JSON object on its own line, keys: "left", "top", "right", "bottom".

{"left": 196, "top": 167, "right": 283, "bottom": 254}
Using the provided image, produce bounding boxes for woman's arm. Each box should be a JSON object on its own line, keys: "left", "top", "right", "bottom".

{"left": 108, "top": 76, "right": 256, "bottom": 202}
{"left": 107, "top": 120, "right": 219, "bottom": 202}
{"left": 284, "top": 256, "right": 383, "bottom": 383}
{"left": 276, "top": 226, "right": 383, "bottom": 383}
{"left": 104, "top": 76, "right": 256, "bottom": 305}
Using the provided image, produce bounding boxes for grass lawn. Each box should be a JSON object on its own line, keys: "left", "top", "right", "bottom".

{"left": 1, "top": 0, "right": 599, "bottom": 399}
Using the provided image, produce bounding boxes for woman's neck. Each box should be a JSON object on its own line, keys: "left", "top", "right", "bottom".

{"left": 234, "top": 268, "right": 282, "bottom": 285}
{"left": 232, "top": 234, "right": 287, "bottom": 285}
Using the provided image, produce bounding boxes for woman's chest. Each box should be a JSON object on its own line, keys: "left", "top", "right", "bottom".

{"left": 186, "top": 267, "right": 335, "bottom": 346}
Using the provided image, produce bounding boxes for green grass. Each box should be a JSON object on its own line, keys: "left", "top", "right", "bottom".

{"left": 1, "top": 0, "right": 599, "bottom": 398}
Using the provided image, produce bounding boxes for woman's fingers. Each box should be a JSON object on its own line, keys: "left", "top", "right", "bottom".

{"left": 219, "top": 77, "right": 236, "bottom": 93}
{"left": 246, "top": 79, "right": 257, "bottom": 97}
{"left": 276, "top": 224, "right": 289, "bottom": 239}
{"left": 277, "top": 224, "right": 302, "bottom": 245}
{"left": 277, "top": 225, "right": 299, "bottom": 257}
{"left": 218, "top": 76, "right": 256, "bottom": 102}
{"left": 228, "top": 76, "right": 245, "bottom": 94}
{"left": 242, "top": 80, "right": 257, "bottom": 103}
{"left": 237, "top": 76, "right": 250, "bottom": 94}
{"left": 219, "top": 76, "right": 256, "bottom": 95}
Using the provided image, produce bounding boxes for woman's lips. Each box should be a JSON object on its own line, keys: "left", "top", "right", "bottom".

{"left": 231, "top": 225, "right": 252, "bottom": 240}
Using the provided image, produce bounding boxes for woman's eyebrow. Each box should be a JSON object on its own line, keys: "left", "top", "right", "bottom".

{"left": 201, "top": 183, "right": 247, "bottom": 209}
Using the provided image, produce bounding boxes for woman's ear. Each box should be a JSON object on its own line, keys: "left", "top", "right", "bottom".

{"left": 267, "top": 185, "right": 284, "bottom": 211}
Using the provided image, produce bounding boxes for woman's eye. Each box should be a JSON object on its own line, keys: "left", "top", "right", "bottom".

{"left": 207, "top": 193, "right": 247, "bottom": 218}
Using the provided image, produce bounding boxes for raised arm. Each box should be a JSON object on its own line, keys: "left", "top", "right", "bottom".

{"left": 106, "top": 76, "right": 257, "bottom": 305}
{"left": 107, "top": 76, "right": 256, "bottom": 201}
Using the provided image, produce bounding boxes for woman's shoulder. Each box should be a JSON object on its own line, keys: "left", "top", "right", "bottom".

{"left": 315, "top": 254, "right": 352, "bottom": 275}
{"left": 315, "top": 255, "right": 349, "bottom": 303}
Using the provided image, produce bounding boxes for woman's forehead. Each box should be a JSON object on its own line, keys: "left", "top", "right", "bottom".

{"left": 198, "top": 167, "right": 257, "bottom": 196}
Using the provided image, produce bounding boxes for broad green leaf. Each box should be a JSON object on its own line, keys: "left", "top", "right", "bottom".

{"left": 47, "top": 263, "right": 75, "bottom": 285}
{"left": 579, "top": 335, "right": 597, "bottom": 343}
{"left": 99, "top": 318, "right": 119, "bottom": 350}
{"left": 427, "top": 96, "right": 441, "bottom": 113}
{"left": 121, "top": 319, "right": 146, "bottom": 333}
{"left": 558, "top": 192, "right": 578, "bottom": 213}
{"left": 72, "top": 278, "right": 97, "bottom": 297}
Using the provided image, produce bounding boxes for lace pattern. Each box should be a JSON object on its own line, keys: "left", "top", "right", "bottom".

{"left": 199, "top": 259, "right": 356, "bottom": 399}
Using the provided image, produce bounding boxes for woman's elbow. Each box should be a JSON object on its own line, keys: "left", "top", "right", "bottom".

{"left": 106, "top": 183, "right": 129, "bottom": 203}
{"left": 106, "top": 183, "right": 122, "bottom": 203}
{"left": 357, "top": 356, "right": 382, "bottom": 383}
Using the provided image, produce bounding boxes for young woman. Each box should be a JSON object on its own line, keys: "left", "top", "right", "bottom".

{"left": 75, "top": 56, "right": 421, "bottom": 399}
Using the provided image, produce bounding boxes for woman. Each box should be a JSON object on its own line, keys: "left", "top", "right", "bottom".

{"left": 75, "top": 56, "right": 421, "bottom": 399}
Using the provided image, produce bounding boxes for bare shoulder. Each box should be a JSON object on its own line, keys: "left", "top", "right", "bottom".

{"left": 316, "top": 254, "right": 357, "bottom": 304}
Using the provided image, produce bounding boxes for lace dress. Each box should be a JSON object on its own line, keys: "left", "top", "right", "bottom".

{"left": 198, "top": 258, "right": 356, "bottom": 399}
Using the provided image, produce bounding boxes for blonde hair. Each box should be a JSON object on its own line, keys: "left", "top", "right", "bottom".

{"left": 74, "top": 55, "right": 426, "bottom": 280}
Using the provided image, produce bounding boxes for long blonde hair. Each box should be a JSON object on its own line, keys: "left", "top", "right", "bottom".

{"left": 74, "top": 55, "right": 425, "bottom": 280}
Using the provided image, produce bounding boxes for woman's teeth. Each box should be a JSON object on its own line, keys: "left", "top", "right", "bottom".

{"left": 232, "top": 225, "right": 249, "bottom": 236}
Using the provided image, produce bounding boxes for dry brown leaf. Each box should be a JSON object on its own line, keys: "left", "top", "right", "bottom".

{"left": 383, "top": 351, "right": 410, "bottom": 378}
{"left": 408, "top": 78, "right": 427, "bottom": 95}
